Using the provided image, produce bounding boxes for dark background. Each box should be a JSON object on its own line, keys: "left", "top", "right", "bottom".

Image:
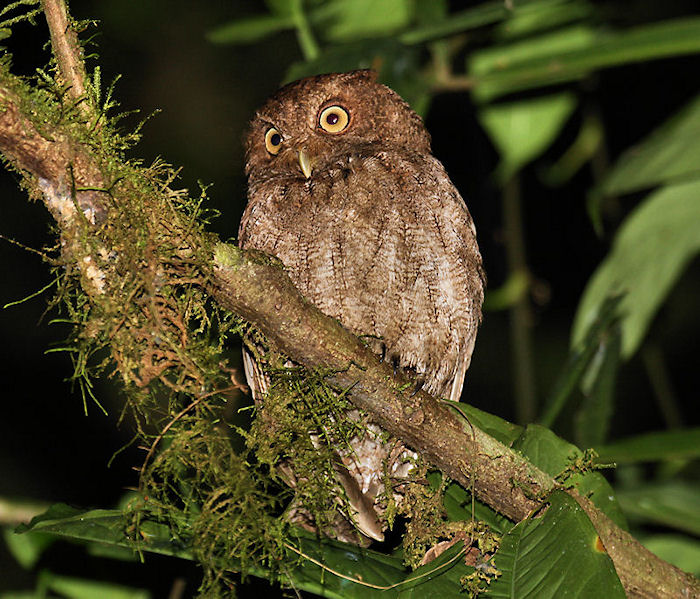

{"left": 1, "top": 1, "right": 698, "bottom": 595}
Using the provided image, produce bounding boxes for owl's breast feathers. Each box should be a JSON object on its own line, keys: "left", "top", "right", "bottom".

{"left": 240, "top": 148, "right": 484, "bottom": 401}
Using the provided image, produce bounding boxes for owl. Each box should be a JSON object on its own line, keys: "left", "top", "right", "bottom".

{"left": 239, "top": 70, "right": 484, "bottom": 545}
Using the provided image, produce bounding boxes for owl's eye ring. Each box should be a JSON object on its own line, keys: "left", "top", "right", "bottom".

{"left": 265, "top": 127, "right": 283, "bottom": 155}
{"left": 318, "top": 105, "right": 350, "bottom": 134}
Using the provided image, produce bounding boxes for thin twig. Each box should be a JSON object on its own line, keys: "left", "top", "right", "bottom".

{"left": 431, "top": 74, "right": 476, "bottom": 93}
{"left": 42, "top": 0, "right": 91, "bottom": 117}
{"left": 502, "top": 174, "right": 537, "bottom": 423}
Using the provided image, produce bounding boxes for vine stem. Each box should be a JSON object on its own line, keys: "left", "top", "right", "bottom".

{"left": 502, "top": 174, "right": 537, "bottom": 423}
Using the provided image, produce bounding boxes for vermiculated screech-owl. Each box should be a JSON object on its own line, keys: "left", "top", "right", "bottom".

{"left": 239, "top": 70, "right": 484, "bottom": 544}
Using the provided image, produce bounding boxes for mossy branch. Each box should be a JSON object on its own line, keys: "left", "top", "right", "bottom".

{"left": 0, "top": 5, "right": 697, "bottom": 598}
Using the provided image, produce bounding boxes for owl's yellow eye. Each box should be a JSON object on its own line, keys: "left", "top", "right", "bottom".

{"left": 265, "top": 127, "right": 283, "bottom": 155}
{"left": 319, "top": 105, "right": 350, "bottom": 133}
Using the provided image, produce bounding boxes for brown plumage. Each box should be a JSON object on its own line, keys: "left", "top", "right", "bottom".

{"left": 239, "top": 70, "right": 484, "bottom": 544}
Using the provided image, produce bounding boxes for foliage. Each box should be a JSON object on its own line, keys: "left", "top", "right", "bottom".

{"left": 2, "top": 0, "right": 699, "bottom": 598}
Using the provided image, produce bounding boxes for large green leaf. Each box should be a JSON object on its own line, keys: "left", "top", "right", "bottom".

{"left": 16, "top": 505, "right": 475, "bottom": 598}
{"left": 492, "top": 0, "right": 592, "bottom": 40}
{"left": 399, "top": 0, "right": 514, "bottom": 45}
{"left": 470, "top": 24, "right": 595, "bottom": 101}
{"left": 594, "top": 428, "right": 700, "bottom": 464}
{"left": 600, "top": 93, "right": 700, "bottom": 196}
{"left": 615, "top": 482, "right": 700, "bottom": 537}
{"left": 206, "top": 14, "right": 294, "bottom": 44}
{"left": 37, "top": 573, "right": 150, "bottom": 599}
{"left": 315, "top": 0, "right": 413, "bottom": 42}
{"left": 479, "top": 93, "right": 577, "bottom": 181}
{"left": 572, "top": 180, "right": 700, "bottom": 357}
{"left": 400, "top": 0, "right": 590, "bottom": 45}
{"left": 574, "top": 323, "right": 621, "bottom": 447}
{"left": 470, "top": 17, "right": 700, "bottom": 101}
{"left": 512, "top": 425, "right": 626, "bottom": 529}
{"left": 641, "top": 534, "right": 700, "bottom": 576}
{"left": 486, "top": 491, "right": 625, "bottom": 598}
{"left": 459, "top": 404, "right": 523, "bottom": 447}
{"left": 539, "top": 296, "right": 621, "bottom": 428}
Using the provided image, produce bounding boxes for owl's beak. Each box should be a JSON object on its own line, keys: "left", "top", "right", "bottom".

{"left": 298, "top": 149, "right": 313, "bottom": 179}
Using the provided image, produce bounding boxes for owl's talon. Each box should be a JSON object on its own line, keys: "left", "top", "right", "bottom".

{"left": 391, "top": 356, "right": 400, "bottom": 376}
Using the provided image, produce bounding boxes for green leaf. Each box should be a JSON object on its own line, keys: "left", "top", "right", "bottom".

{"left": 18, "top": 505, "right": 474, "bottom": 598}
{"left": 399, "top": 0, "right": 512, "bottom": 45}
{"left": 265, "top": 0, "right": 294, "bottom": 17}
{"left": 479, "top": 93, "right": 577, "bottom": 181}
{"left": 600, "top": 93, "right": 700, "bottom": 197}
{"left": 470, "top": 17, "right": 700, "bottom": 101}
{"left": 315, "top": 0, "right": 413, "bottom": 42}
{"left": 572, "top": 180, "right": 700, "bottom": 357}
{"left": 541, "top": 110, "right": 604, "bottom": 186}
{"left": 539, "top": 296, "right": 621, "bottom": 428}
{"left": 17, "top": 504, "right": 192, "bottom": 559}
{"left": 493, "top": 0, "right": 593, "bottom": 40}
{"left": 486, "top": 491, "right": 625, "bottom": 598}
{"left": 615, "top": 482, "right": 700, "bottom": 536}
{"left": 401, "top": 0, "right": 592, "bottom": 46}
{"left": 512, "top": 425, "right": 627, "bottom": 529}
{"left": 574, "top": 323, "right": 621, "bottom": 447}
{"left": 641, "top": 534, "right": 700, "bottom": 576}
{"left": 16, "top": 504, "right": 131, "bottom": 544}
{"left": 470, "top": 24, "right": 596, "bottom": 102}
{"left": 39, "top": 573, "right": 150, "bottom": 599}
{"left": 2, "top": 526, "right": 54, "bottom": 569}
{"left": 412, "top": 0, "right": 448, "bottom": 27}
{"left": 594, "top": 428, "right": 700, "bottom": 464}
{"left": 206, "top": 14, "right": 294, "bottom": 44}
{"left": 458, "top": 404, "right": 523, "bottom": 447}
{"left": 288, "top": 536, "right": 472, "bottom": 598}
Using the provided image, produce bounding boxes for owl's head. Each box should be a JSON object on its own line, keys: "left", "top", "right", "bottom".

{"left": 244, "top": 70, "right": 431, "bottom": 181}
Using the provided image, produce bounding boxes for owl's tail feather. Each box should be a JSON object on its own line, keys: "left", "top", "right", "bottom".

{"left": 330, "top": 450, "right": 385, "bottom": 542}
{"left": 448, "top": 334, "right": 477, "bottom": 403}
